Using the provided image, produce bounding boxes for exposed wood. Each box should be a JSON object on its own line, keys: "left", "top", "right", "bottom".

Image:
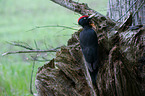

{"left": 35, "top": 32, "right": 92, "bottom": 96}
{"left": 35, "top": 0, "right": 145, "bottom": 96}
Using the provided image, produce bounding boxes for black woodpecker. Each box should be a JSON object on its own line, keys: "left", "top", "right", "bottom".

{"left": 78, "top": 15, "right": 99, "bottom": 86}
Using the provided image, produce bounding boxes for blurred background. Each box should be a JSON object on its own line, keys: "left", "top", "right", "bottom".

{"left": 0, "top": 0, "right": 107, "bottom": 95}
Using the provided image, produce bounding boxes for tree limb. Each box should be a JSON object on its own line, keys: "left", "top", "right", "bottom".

{"left": 50, "top": 0, "right": 116, "bottom": 31}
{"left": 50, "top": 0, "right": 99, "bottom": 15}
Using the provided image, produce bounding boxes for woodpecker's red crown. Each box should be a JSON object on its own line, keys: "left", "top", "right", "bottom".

{"left": 78, "top": 15, "right": 89, "bottom": 23}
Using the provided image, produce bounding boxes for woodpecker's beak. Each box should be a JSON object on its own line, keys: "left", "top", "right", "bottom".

{"left": 88, "top": 13, "right": 96, "bottom": 19}
{"left": 88, "top": 14, "right": 96, "bottom": 29}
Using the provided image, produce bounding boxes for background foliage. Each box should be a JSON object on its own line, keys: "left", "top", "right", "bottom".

{"left": 0, "top": 0, "right": 107, "bottom": 95}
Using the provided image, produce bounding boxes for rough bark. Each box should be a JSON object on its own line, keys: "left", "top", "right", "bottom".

{"left": 35, "top": 0, "right": 145, "bottom": 96}
{"left": 107, "top": 0, "right": 145, "bottom": 26}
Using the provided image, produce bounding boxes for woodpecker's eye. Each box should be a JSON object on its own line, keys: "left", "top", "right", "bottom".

{"left": 84, "top": 17, "right": 86, "bottom": 19}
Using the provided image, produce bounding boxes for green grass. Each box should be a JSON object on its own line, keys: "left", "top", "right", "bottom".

{"left": 0, "top": 0, "right": 107, "bottom": 95}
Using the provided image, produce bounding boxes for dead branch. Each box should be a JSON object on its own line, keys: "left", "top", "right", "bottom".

{"left": 30, "top": 57, "right": 36, "bottom": 95}
{"left": 50, "top": 0, "right": 98, "bottom": 15}
{"left": 7, "top": 41, "right": 34, "bottom": 50}
{"left": 50, "top": 0, "right": 116, "bottom": 30}
{"left": 26, "top": 25, "right": 78, "bottom": 32}
{"left": 3, "top": 41, "right": 62, "bottom": 56}
{"left": 2, "top": 49, "right": 57, "bottom": 56}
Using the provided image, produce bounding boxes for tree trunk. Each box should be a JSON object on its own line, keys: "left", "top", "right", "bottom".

{"left": 107, "top": 0, "right": 145, "bottom": 26}
{"left": 35, "top": 0, "right": 145, "bottom": 96}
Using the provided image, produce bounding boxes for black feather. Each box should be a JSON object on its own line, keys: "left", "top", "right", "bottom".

{"left": 79, "top": 18, "right": 99, "bottom": 86}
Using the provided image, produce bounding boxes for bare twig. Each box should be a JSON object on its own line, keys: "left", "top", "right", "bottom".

{"left": 7, "top": 41, "right": 34, "bottom": 50}
{"left": 30, "top": 57, "right": 36, "bottom": 95}
{"left": 26, "top": 25, "right": 78, "bottom": 32}
{"left": 2, "top": 49, "right": 58, "bottom": 56}
{"left": 34, "top": 40, "right": 40, "bottom": 50}
{"left": 29, "top": 58, "right": 51, "bottom": 62}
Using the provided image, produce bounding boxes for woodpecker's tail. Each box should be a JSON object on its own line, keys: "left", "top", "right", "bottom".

{"left": 89, "top": 68, "right": 98, "bottom": 87}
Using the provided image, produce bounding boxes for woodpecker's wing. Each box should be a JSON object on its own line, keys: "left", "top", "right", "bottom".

{"left": 82, "top": 47, "right": 98, "bottom": 72}
{"left": 79, "top": 28, "right": 98, "bottom": 72}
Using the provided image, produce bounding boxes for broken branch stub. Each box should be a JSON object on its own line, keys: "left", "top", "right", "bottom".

{"left": 35, "top": 32, "right": 92, "bottom": 96}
